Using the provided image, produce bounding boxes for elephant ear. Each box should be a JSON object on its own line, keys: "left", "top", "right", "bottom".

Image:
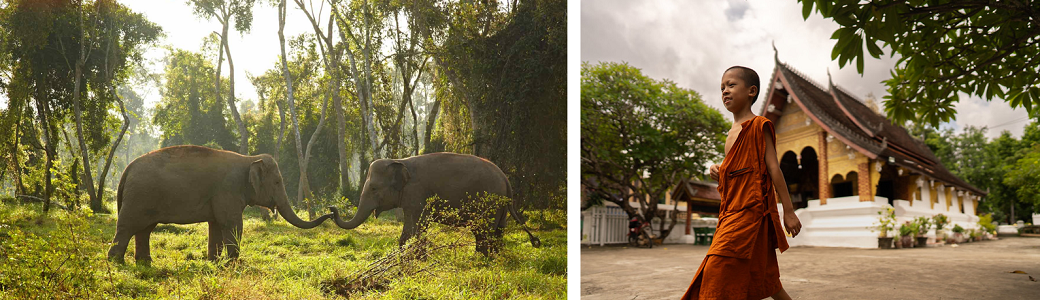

{"left": 249, "top": 159, "right": 264, "bottom": 197}
{"left": 388, "top": 161, "right": 410, "bottom": 191}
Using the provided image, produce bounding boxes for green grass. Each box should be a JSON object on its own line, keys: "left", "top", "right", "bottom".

{"left": 0, "top": 201, "right": 566, "bottom": 299}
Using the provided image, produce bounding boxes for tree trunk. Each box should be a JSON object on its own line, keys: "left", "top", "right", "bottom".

{"left": 72, "top": 3, "right": 99, "bottom": 212}
{"left": 221, "top": 30, "right": 248, "bottom": 155}
{"left": 38, "top": 98, "right": 54, "bottom": 213}
{"left": 332, "top": 8, "right": 379, "bottom": 160}
{"left": 422, "top": 97, "right": 441, "bottom": 152}
{"left": 298, "top": 1, "right": 349, "bottom": 199}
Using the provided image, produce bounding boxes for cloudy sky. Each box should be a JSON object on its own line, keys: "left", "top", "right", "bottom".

{"left": 581, "top": 0, "right": 1032, "bottom": 139}
{"left": 122, "top": 0, "right": 319, "bottom": 110}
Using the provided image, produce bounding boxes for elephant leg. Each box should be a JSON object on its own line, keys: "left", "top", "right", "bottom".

{"left": 208, "top": 221, "right": 224, "bottom": 261}
{"left": 107, "top": 226, "right": 135, "bottom": 264}
{"left": 222, "top": 219, "right": 243, "bottom": 260}
{"left": 399, "top": 219, "right": 417, "bottom": 247}
{"left": 134, "top": 223, "right": 158, "bottom": 264}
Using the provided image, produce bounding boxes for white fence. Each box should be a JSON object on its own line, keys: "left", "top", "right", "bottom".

{"left": 581, "top": 206, "right": 629, "bottom": 246}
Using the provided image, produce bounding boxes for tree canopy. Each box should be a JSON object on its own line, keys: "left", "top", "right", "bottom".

{"left": 581, "top": 61, "right": 729, "bottom": 240}
{"left": 799, "top": 0, "right": 1040, "bottom": 126}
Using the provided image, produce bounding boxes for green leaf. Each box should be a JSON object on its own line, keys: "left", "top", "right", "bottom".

{"left": 802, "top": 0, "right": 815, "bottom": 20}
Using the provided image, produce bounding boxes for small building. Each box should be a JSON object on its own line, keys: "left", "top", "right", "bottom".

{"left": 763, "top": 53, "right": 986, "bottom": 248}
{"left": 581, "top": 179, "right": 722, "bottom": 245}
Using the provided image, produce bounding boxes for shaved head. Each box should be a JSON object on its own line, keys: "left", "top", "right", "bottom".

{"left": 725, "top": 66, "right": 760, "bottom": 104}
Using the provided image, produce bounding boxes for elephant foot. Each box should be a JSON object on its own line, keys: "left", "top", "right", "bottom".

{"left": 135, "top": 258, "right": 152, "bottom": 267}
{"left": 107, "top": 248, "right": 126, "bottom": 264}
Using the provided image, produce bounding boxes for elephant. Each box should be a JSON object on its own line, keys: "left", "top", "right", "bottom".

{"left": 107, "top": 145, "right": 333, "bottom": 264}
{"left": 329, "top": 152, "right": 540, "bottom": 255}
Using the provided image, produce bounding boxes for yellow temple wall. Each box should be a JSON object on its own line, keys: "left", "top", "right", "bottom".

{"left": 774, "top": 105, "right": 822, "bottom": 157}
{"left": 826, "top": 137, "right": 868, "bottom": 180}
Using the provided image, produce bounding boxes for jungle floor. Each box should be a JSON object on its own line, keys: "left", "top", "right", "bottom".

{"left": 0, "top": 200, "right": 566, "bottom": 299}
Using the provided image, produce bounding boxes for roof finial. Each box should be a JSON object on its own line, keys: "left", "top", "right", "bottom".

{"left": 827, "top": 68, "right": 833, "bottom": 86}
{"left": 772, "top": 40, "right": 779, "bottom": 63}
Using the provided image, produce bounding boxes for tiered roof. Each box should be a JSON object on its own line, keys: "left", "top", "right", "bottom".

{"left": 761, "top": 55, "right": 985, "bottom": 196}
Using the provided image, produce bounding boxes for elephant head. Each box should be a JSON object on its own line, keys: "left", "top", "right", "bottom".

{"left": 249, "top": 155, "right": 332, "bottom": 228}
{"left": 330, "top": 159, "right": 408, "bottom": 229}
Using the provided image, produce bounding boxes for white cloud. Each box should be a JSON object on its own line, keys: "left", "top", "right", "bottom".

{"left": 581, "top": 0, "right": 1031, "bottom": 140}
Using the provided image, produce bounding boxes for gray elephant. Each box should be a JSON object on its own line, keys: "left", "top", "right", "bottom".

{"left": 107, "top": 145, "right": 333, "bottom": 264}
{"left": 329, "top": 152, "right": 540, "bottom": 255}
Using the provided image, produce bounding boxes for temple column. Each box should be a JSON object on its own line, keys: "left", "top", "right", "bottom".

{"left": 938, "top": 184, "right": 949, "bottom": 211}
{"left": 858, "top": 162, "right": 872, "bottom": 202}
{"left": 818, "top": 131, "right": 830, "bottom": 204}
{"left": 921, "top": 179, "right": 932, "bottom": 209}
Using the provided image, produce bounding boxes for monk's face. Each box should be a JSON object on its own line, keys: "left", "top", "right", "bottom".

{"left": 720, "top": 69, "right": 757, "bottom": 113}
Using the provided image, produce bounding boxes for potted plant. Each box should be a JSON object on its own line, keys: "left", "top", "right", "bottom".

{"left": 872, "top": 207, "right": 897, "bottom": 249}
{"left": 952, "top": 224, "right": 965, "bottom": 243}
{"left": 914, "top": 216, "right": 932, "bottom": 247}
{"left": 933, "top": 214, "right": 950, "bottom": 243}
{"left": 899, "top": 221, "right": 917, "bottom": 248}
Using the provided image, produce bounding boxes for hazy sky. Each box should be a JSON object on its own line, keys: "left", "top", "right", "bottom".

{"left": 123, "top": 0, "right": 321, "bottom": 110}
{"left": 581, "top": 0, "right": 1032, "bottom": 139}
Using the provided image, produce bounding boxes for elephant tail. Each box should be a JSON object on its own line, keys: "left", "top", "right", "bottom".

{"left": 116, "top": 165, "right": 130, "bottom": 213}
{"left": 505, "top": 180, "right": 541, "bottom": 248}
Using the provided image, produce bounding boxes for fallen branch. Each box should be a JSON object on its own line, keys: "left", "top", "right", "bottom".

{"left": 15, "top": 195, "right": 71, "bottom": 211}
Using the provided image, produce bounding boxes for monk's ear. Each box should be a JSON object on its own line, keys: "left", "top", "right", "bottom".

{"left": 748, "top": 85, "right": 758, "bottom": 100}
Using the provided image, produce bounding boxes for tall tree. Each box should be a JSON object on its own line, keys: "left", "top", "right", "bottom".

{"left": 333, "top": 0, "right": 386, "bottom": 191}
{"left": 581, "top": 61, "right": 730, "bottom": 240}
{"left": 0, "top": 0, "right": 159, "bottom": 212}
{"left": 153, "top": 49, "right": 237, "bottom": 150}
{"left": 436, "top": 0, "right": 566, "bottom": 209}
{"left": 294, "top": 0, "right": 352, "bottom": 199}
{"left": 276, "top": 0, "right": 331, "bottom": 217}
{"left": 799, "top": 0, "right": 1040, "bottom": 126}
{"left": 188, "top": 0, "right": 255, "bottom": 154}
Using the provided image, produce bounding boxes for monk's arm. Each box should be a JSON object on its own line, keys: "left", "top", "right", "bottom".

{"left": 764, "top": 131, "right": 802, "bottom": 236}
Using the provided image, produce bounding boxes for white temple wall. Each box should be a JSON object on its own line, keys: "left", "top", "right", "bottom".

{"left": 780, "top": 195, "right": 981, "bottom": 248}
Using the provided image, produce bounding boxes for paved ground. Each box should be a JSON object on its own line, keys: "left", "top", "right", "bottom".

{"left": 581, "top": 237, "right": 1040, "bottom": 299}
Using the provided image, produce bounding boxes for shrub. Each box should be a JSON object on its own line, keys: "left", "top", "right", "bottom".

{"left": 952, "top": 224, "right": 965, "bottom": 233}
{"left": 978, "top": 213, "right": 997, "bottom": 235}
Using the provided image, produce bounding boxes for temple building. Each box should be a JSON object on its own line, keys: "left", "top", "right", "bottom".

{"left": 763, "top": 54, "right": 986, "bottom": 248}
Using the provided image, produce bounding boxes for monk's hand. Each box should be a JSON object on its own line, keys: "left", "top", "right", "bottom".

{"left": 709, "top": 164, "right": 720, "bottom": 181}
{"left": 784, "top": 212, "right": 801, "bottom": 237}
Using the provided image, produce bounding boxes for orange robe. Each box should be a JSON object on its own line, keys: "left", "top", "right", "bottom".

{"left": 682, "top": 116, "right": 789, "bottom": 300}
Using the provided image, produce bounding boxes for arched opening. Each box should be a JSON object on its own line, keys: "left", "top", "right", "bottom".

{"left": 779, "top": 147, "right": 820, "bottom": 210}
{"left": 831, "top": 174, "right": 853, "bottom": 197}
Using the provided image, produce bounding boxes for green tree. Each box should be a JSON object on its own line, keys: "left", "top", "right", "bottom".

{"left": 188, "top": 0, "right": 255, "bottom": 155}
{"left": 0, "top": 0, "right": 159, "bottom": 212}
{"left": 581, "top": 61, "right": 729, "bottom": 240}
{"left": 1004, "top": 144, "right": 1040, "bottom": 215}
{"left": 799, "top": 0, "right": 1040, "bottom": 126}
{"left": 153, "top": 49, "right": 237, "bottom": 150}
{"left": 437, "top": 0, "right": 567, "bottom": 210}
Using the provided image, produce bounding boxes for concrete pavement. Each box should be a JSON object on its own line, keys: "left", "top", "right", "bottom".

{"left": 581, "top": 237, "right": 1040, "bottom": 299}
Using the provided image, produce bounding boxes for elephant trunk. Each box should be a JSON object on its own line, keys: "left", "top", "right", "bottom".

{"left": 331, "top": 200, "right": 377, "bottom": 229}
{"left": 275, "top": 194, "right": 331, "bottom": 229}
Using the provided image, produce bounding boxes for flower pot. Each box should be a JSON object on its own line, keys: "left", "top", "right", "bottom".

{"left": 935, "top": 230, "right": 946, "bottom": 241}
{"left": 878, "top": 237, "right": 894, "bottom": 249}
{"left": 916, "top": 236, "right": 929, "bottom": 247}
{"left": 900, "top": 236, "right": 915, "bottom": 248}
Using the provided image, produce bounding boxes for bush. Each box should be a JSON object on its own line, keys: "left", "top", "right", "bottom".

{"left": 952, "top": 224, "right": 965, "bottom": 233}
{"left": 978, "top": 213, "right": 997, "bottom": 234}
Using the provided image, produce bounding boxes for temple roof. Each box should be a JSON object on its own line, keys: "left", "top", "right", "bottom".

{"left": 762, "top": 58, "right": 986, "bottom": 196}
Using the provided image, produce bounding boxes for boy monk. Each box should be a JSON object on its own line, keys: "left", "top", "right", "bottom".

{"left": 681, "top": 66, "right": 802, "bottom": 300}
